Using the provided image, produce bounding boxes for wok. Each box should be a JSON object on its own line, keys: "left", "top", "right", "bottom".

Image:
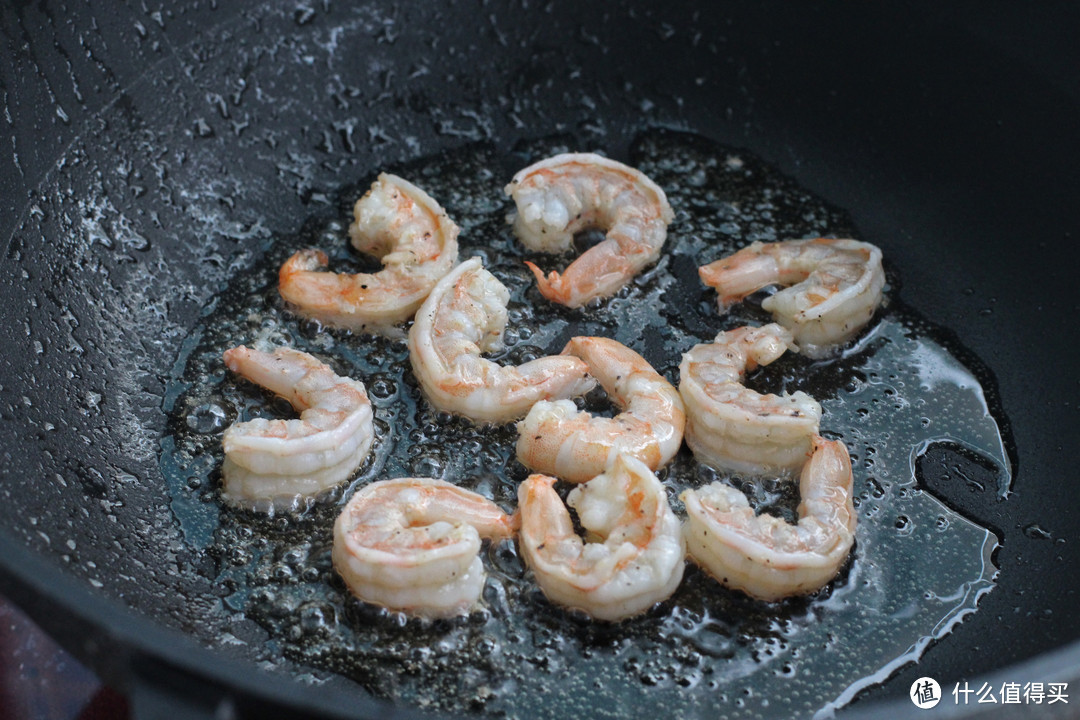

{"left": 1, "top": 1, "right": 1078, "bottom": 717}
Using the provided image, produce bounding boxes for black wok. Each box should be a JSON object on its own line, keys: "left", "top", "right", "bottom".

{"left": 2, "top": 1, "right": 1078, "bottom": 718}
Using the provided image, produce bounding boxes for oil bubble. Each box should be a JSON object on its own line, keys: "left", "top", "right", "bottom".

{"left": 186, "top": 402, "right": 228, "bottom": 433}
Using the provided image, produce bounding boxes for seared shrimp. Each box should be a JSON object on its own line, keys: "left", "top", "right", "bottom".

{"left": 516, "top": 336, "right": 685, "bottom": 483}
{"left": 333, "top": 478, "right": 518, "bottom": 618}
{"left": 682, "top": 436, "right": 856, "bottom": 601}
{"left": 279, "top": 173, "right": 459, "bottom": 337}
{"left": 505, "top": 153, "right": 674, "bottom": 308}
{"left": 408, "top": 257, "right": 596, "bottom": 424}
{"left": 679, "top": 324, "right": 822, "bottom": 474}
{"left": 518, "top": 455, "right": 685, "bottom": 621}
{"left": 221, "top": 346, "right": 374, "bottom": 512}
{"left": 699, "top": 238, "right": 885, "bottom": 357}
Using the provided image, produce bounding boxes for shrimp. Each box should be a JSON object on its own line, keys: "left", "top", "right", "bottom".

{"left": 679, "top": 324, "right": 822, "bottom": 474}
{"left": 278, "top": 173, "right": 459, "bottom": 337}
{"left": 517, "top": 454, "right": 686, "bottom": 621}
{"left": 408, "top": 257, "right": 596, "bottom": 424}
{"left": 332, "top": 477, "right": 518, "bottom": 618}
{"left": 698, "top": 238, "right": 885, "bottom": 357}
{"left": 681, "top": 436, "right": 856, "bottom": 601}
{"left": 505, "top": 153, "right": 674, "bottom": 308}
{"left": 221, "top": 345, "right": 374, "bottom": 512}
{"left": 515, "top": 337, "right": 685, "bottom": 483}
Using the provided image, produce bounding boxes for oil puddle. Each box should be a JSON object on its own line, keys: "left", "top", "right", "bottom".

{"left": 160, "top": 128, "right": 1009, "bottom": 718}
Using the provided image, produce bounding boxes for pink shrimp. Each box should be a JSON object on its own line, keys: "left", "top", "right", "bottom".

{"left": 505, "top": 153, "right": 674, "bottom": 308}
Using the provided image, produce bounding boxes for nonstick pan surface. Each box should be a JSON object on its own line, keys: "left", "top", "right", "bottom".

{"left": 1, "top": 2, "right": 1078, "bottom": 718}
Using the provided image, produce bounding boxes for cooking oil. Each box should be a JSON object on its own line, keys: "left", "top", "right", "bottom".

{"left": 160, "top": 128, "right": 1008, "bottom": 719}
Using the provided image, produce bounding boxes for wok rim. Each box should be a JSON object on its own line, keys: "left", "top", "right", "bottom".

{"left": 0, "top": 531, "right": 411, "bottom": 720}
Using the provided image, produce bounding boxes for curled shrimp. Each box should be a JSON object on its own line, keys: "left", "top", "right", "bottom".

{"left": 332, "top": 477, "right": 518, "bottom": 618}
{"left": 505, "top": 153, "right": 674, "bottom": 308}
{"left": 515, "top": 336, "right": 685, "bottom": 483}
{"left": 681, "top": 436, "right": 856, "bottom": 601}
{"left": 408, "top": 257, "right": 596, "bottom": 425}
{"left": 517, "top": 455, "right": 686, "bottom": 621}
{"left": 679, "top": 323, "right": 822, "bottom": 474}
{"left": 221, "top": 345, "right": 374, "bottom": 512}
{"left": 699, "top": 238, "right": 885, "bottom": 357}
{"left": 278, "top": 173, "right": 459, "bottom": 337}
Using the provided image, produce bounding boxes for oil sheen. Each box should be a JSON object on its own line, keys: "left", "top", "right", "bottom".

{"left": 160, "top": 129, "right": 1009, "bottom": 719}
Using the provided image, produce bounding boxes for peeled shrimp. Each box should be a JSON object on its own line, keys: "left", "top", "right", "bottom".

{"left": 221, "top": 345, "right": 374, "bottom": 512}
{"left": 679, "top": 323, "right": 822, "bottom": 474}
{"left": 332, "top": 478, "right": 518, "bottom": 618}
{"left": 682, "top": 436, "right": 856, "bottom": 601}
{"left": 505, "top": 153, "right": 674, "bottom": 308}
{"left": 699, "top": 238, "right": 885, "bottom": 357}
{"left": 279, "top": 173, "right": 459, "bottom": 337}
{"left": 516, "top": 336, "right": 685, "bottom": 483}
{"left": 517, "top": 455, "right": 685, "bottom": 621}
{"left": 408, "top": 257, "right": 596, "bottom": 424}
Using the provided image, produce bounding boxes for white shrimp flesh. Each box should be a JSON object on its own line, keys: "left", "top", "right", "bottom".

{"left": 517, "top": 454, "right": 686, "bottom": 621}
{"left": 221, "top": 345, "right": 374, "bottom": 512}
{"left": 681, "top": 435, "right": 856, "bottom": 601}
{"left": 505, "top": 152, "right": 674, "bottom": 308}
{"left": 699, "top": 238, "right": 885, "bottom": 357}
{"left": 679, "top": 323, "right": 822, "bottom": 474}
{"left": 332, "top": 477, "right": 518, "bottom": 618}
{"left": 407, "top": 256, "right": 596, "bottom": 425}
{"left": 516, "top": 336, "right": 685, "bottom": 483}
{"left": 279, "top": 173, "right": 459, "bottom": 337}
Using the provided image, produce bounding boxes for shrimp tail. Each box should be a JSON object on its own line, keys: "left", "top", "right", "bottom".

{"left": 280, "top": 247, "right": 330, "bottom": 281}
{"left": 698, "top": 247, "right": 777, "bottom": 310}
{"left": 524, "top": 260, "right": 572, "bottom": 305}
{"left": 525, "top": 246, "right": 640, "bottom": 309}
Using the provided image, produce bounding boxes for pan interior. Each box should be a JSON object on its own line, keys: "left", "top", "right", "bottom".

{"left": 160, "top": 129, "right": 1007, "bottom": 719}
